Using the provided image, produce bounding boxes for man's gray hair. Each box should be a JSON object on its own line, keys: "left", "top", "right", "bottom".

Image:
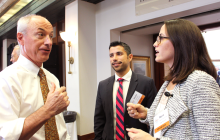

{"left": 17, "top": 14, "right": 37, "bottom": 34}
{"left": 17, "top": 14, "right": 49, "bottom": 48}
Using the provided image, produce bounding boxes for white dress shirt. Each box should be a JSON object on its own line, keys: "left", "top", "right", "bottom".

{"left": 113, "top": 69, "right": 132, "bottom": 139}
{"left": 0, "top": 55, "right": 70, "bottom": 140}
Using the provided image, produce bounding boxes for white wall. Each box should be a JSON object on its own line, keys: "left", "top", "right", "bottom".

{"left": 65, "top": 0, "right": 97, "bottom": 136}
{"left": 65, "top": 0, "right": 81, "bottom": 133}
{"left": 78, "top": 0, "right": 97, "bottom": 136}
{"left": 95, "top": 0, "right": 220, "bottom": 84}
{"left": 202, "top": 29, "right": 220, "bottom": 60}
{"left": 64, "top": 0, "right": 220, "bottom": 136}
{"left": 120, "top": 34, "right": 154, "bottom": 79}
{"left": 2, "top": 39, "right": 7, "bottom": 69}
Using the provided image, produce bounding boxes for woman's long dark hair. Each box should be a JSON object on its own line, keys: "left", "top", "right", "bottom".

{"left": 164, "top": 19, "right": 217, "bottom": 84}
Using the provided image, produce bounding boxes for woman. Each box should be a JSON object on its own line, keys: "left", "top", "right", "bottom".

{"left": 126, "top": 19, "right": 220, "bottom": 140}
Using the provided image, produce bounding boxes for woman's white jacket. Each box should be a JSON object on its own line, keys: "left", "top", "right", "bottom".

{"left": 142, "top": 70, "right": 220, "bottom": 140}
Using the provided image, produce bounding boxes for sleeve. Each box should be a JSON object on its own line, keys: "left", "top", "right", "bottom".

{"left": 94, "top": 83, "right": 106, "bottom": 140}
{"left": 64, "top": 126, "right": 71, "bottom": 140}
{"left": 138, "top": 78, "right": 157, "bottom": 127}
{"left": 160, "top": 74, "right": 220, "bottom": 140}
{"left": 59, "top": 111, "right": 71, "bottom": 140}
{"left": 0, "top": 76, "right": 24, "bottom": 140}
{"left": 139, "top": 108, "right": 150, "bottom": 125}
{"left": 190, "top": 74, "right": 220, "bottom": 139}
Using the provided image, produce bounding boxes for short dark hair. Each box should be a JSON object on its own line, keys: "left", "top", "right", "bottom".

{"left": 109, "top": 41, "right": 131, "bottom": 55}
{"left": 164, "top": 19, "right": 216, "bottom": 83}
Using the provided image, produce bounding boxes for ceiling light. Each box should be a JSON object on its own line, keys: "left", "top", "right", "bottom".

{"left": 0, "top": 0, "right": 33, "bottom": 26}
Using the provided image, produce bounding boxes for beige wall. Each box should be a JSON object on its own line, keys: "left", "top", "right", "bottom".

{"left": 65, "top": 0, "right": 97, "bottom": 136}
{"left": 95, "top": 0, "right": 220, "bottom": 84}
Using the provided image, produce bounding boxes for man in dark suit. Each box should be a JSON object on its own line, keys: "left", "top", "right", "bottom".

{"left": 94, "top": 41, "right": 157, "bottom": 140}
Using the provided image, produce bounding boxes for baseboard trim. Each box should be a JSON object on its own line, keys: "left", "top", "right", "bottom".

{"left": 78, "top": 132, "right": 95, "bottom": 140}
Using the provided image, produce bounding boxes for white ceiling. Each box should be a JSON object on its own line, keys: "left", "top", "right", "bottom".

{"left": 117, "top": 1, "right": 220, "bottom": 36}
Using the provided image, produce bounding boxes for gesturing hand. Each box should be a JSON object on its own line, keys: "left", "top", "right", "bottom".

{"left": 127, "top": 128, "right": 156, "bottom": 140}
{"left": 44, "top": 82, "right": 70, "bottom": 117}
{"left": 127, "top": 103, "right": 147, "bottom": 120}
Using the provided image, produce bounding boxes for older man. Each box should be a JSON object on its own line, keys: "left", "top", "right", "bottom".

{"left": 0, "top": 15, "right": 70, "bottom": 139}
{"left": 10, "top": 45, "right": 20, "bottom": 63}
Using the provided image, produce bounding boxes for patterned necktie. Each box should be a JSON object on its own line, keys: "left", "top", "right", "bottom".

{"left": 38, "top": 68, "right": 59, "bottom": 140}
{"left": 116, "top": 78, "right": 124, "bottom": 140}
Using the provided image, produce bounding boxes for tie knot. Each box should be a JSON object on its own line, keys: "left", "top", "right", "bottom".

{"left": 118, "top": 78, "right": 124, "bottom": 82}
{"left": 38, "top": 68, "right": 45, "bottom": 78}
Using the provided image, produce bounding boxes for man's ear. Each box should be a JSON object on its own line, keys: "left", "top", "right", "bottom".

{"left": 128, "top": 54, "right": 133, "bottom": 62}
{"left": 17, "top": 32, "right": 24, "bottom": 46}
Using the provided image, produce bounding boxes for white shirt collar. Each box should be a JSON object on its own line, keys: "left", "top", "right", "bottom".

{"left": 17, "top": 54, "right": 41, "bottom": 77}
{"left": 115, "top": 69, "right": 132, "bottom": 82}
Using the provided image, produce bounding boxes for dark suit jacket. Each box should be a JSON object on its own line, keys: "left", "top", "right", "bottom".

{"left": 94, "top": 72, "right": 157, "bottom": 140}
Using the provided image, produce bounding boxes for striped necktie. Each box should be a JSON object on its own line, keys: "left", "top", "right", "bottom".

{"left": 38, "top": 68, "right": 59, "bottom": 140}
{"left": 116, "top": 78, "right": 124, "bottom": 140}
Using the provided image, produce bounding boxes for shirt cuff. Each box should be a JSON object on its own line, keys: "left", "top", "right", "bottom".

{"left": 0, "top": 118, "right": 25, "bottom": 140}
{"left": 139, "top": 108, "right": 149, "bottom": 125}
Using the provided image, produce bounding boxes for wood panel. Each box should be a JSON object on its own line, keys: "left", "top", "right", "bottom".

{"left": 199, "top": 22, "right": 220, "bottom": 31}
{"left": 50, "top": 20, "right": 66, "bottom": 87}
{"left": 78, "top": 133, "right": 95, "bottom": 140}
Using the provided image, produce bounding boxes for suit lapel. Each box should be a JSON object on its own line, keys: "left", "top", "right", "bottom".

{"left": 125, "top": 72, "right": 138, "bottom": 110}
{"left": 107, "top": 76, "right": 115, "bottom": 117}
{"left": 148, "top": 81, "right": 188, "bottom": 135}
{"left": 161, "top": 84, "right": 188, "bottom": 135}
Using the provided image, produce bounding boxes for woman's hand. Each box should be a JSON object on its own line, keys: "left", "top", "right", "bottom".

{"left": 127, "top": 103, "right": 147, "bottom": 120}
{"left": 127, "top": 128, "right": 156, "bottom": 140}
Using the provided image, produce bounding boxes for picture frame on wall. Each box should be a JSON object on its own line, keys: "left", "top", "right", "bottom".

{"left": 130, "top": 56, "right": 151, "bottom": 77}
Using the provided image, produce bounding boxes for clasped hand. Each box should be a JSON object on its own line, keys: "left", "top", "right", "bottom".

{"left": 44, "top": 82, "right": 70, "bottom": 117}
{"left": 127, "top": 102, "right": 147, "bottom": 120}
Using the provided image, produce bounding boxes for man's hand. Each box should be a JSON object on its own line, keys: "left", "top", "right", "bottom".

{"left": 127, "top": 103, "right": 147, "bottom": 120}
{"left": 44, "top": 82, "right": 70, "bottom": 117}
{"left": 127, "top": 128, "right": 156, "bottom": 140}
{"left": 19, "top": 83, "right": 70, "bottom": 140}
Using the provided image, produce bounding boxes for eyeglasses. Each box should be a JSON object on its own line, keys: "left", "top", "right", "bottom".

{"left": 156, "top": 35, "right": 169, "bottom": 44}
